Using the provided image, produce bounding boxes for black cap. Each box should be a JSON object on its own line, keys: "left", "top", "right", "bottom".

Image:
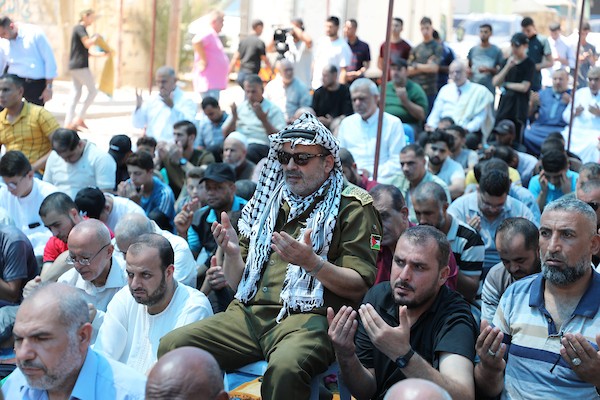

{"left": 200, "top": 163, "right": 236, "bottom": 183}
{"left": 511, "top": 32, "right": 529, "bottom": 47}
{"left": 74, "top": 187, "right": 106, "bottom": 219}
{"left": 493, "top": 119, "right": 516, "bottom": 136}
{"left": 108, "top": 135, "right": 132, "bottom": 161}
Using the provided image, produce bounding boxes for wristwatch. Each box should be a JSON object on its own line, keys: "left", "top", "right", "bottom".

{"left": 179, "top": 158, "right": 188, "bottom": 166}
{"left": 395, "top": 348, "right": 415, "bottom": 368}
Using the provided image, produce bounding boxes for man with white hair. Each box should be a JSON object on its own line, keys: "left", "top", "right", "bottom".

{"left": 264, "top": 58, "right": 312, "bottom": 123}
{"left": 425, "top": 60, "right": 494, "bottom": 135}
{"left": 223, "top": 131, "right": 256, "bottom": 181}
{"left": 159, "top": 112, "right": 382, "bottom": 399}
{"left": 114, "top": 213, "right": 197, "bottom": 288}
{"left": 337, "top": 78, "right": 406, "bottom": 183}
{"left": 2, "top": 283, "right": 146, "bottom": 399}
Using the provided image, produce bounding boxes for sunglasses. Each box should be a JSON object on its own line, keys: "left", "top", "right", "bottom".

{"left": 276, "top": 151, "right": 327, "bottom": 166}
{"left": 587, "top": 201, "right": 599, "bottom": 211}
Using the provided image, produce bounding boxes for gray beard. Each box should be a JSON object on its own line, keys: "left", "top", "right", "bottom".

{"left": 542, "top": 258, "right": 589, "bottom": 287}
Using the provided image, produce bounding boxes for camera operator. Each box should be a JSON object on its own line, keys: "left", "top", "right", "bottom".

{"left": 268, "top": 18, "right": 313, "bottom": 88}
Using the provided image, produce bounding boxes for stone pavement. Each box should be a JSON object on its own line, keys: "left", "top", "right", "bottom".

{"left": 44, "top": 80, "right": 245, "bottom": 152}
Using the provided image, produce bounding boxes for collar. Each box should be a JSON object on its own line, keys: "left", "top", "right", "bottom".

{"left": 529, "top": 270, "right": 600, "bottom": 318}
{"left": 446, "top": 216, "right": 459, "bottom": 241}
{"left": 206, "top": 196, "right": 247, "bottom": 224}
{"left": 361, "top": 109, "right": 380, "bottom": 125}
{"left": 1, "top": 101, "right": 28, "bottom": 125}
{"left": 70, "top": 349, "right": 97, "bottom": 399}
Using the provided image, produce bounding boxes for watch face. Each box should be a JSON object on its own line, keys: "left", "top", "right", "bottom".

{"left": 395, "top": 349, "right": 414, "bottom": 368}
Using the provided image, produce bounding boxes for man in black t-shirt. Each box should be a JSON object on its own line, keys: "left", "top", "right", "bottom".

{"left": 328, "top": 225, "right": 477, "bottom": 400}
{"left": 65, "top": 9, "right": 99, "bottom": 129}
{"left": 228, "top": 19, "right": 274, "bottom": 87}
{"left": 311, "top": 65, "right": 353, "bottom": 131}
{"left": 520, "top": 17, "right": 552, "bottom": 92}
{"left": 493, "top": 33, "right": 535, "bottom": 142}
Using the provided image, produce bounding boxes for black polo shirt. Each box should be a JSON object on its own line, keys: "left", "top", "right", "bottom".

{"left": 527, "top": 34, "right": 548, "bottom": 91}
{"left": 355, "top": 283, "right": 477, "bottom": 400}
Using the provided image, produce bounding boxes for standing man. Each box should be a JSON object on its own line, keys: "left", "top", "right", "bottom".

{"left": 132, "top": 66, "right": 197, "bottom": 143}
{"left": 158, "top": 113, "right": 382, "bottom": 399}
{"left": 337, "top": 78, "right": 405, "bottom": 182}
{"left": 0, "top": 74, "right": 60, "bottom": 173}
{"left": 575, "top": 22, "right": 598, "bottom": 89}
{"left": 344, "top": 19, "right": 371, "bottom": 84}
{"left": 543, "top": 23, "right": 574, "bottom": 87}
{"left": 192, "top": 10, "right": 229, "bottom": 100}
{"left": 95, "top": 234, "right": 212, "bottom": 373}
{"left": 407, "top": 17, "right": 442, "bottom": 113}
{"left": 2, "top": 283, "right": 147, "bottom": 399}
{"left": 475, "top": 198, "right": 600, "bottom": 399}
{"left": 493, "top": 33, "right": 535, "bottom": 140}
{"left": 0, "top": 16, "right": 57, "bottom": 106}
{"left": 311, "top": 16, "right": 353, "bottom": 89}
{"left": 378, "top": 18, "right": 411, "bottom": 80}
{"left": 229, "top": 20, "right": 273, "bottom": 87}
{"left": 327, "top": 226, "right": 477, "bottom": 400}
{"left": 467, "top": 23, "right": 504, "bottom": 94}
{"left": 65, "top": 9, "right": 99, "bottom": 129}
{"left": 43, "top": 128, "right": 117, "bottom": 199}
{"left": 520, "top": 17, "right": 552, "bottom": 92}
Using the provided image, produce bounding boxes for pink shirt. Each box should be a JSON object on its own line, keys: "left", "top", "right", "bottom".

{"left": 192, "top": 28, "right": 229, "bottom": 92}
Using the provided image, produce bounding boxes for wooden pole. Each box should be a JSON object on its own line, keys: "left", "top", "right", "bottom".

{"left": 148, "top": 0, "right": 158, "bottom": 93}
{"left": 567, "top": 0, "right": 587, "bottom": 152}
{"left": 373, "top": 0, "right": 394, "bottom": 181}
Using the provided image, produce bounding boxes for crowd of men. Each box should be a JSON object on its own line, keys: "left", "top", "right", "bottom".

{"left": 0, "top": 9, "right": 599, "bottom": 400}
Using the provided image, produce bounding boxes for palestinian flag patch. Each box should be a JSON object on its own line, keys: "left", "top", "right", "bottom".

{"left": 370, "top": 234, "right": 381, "bottom": 250}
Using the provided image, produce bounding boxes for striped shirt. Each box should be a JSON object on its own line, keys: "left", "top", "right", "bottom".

{"left": 0, "top": 101, "right": 59, "bottom": 165}
{"left": 447, "top": 216, "right": 484, "bottom": 278}
{"left": 493, "top": 272, "right": 600, "bottom": 399}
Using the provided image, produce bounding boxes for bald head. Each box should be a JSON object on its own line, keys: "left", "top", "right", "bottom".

{"left": 68, "top": 218, "right": 111, "bottom": 246}
{"left": 146, "top": 347, "right": 228, "bottom": 400}
{"left": 383, "top": 378, "right": 452, "bottom": 400}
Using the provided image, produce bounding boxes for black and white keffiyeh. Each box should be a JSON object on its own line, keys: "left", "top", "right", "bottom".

{"left": 237, "top": 112, "right": 344, "bottom": 321}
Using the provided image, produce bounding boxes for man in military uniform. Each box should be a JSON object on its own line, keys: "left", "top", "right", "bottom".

{"left": 158, "top": 113, "right": 382, "bottom": 400}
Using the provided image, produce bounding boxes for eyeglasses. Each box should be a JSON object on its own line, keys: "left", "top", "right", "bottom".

{"left": 66, "top": 243, "right": 110, "bottom": 266}
{"left": 4, "top": 173, "right": 28, "bottom": 190}
{"left": 587, "top": 201, "right": 599, "bottom": 211}
{"left": 276, "top": 151, "right": 327, "bottom": 166}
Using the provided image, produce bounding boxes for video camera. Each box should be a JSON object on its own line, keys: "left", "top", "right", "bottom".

{"left": 273, "top": 27, "right": 291, "bottom": 58}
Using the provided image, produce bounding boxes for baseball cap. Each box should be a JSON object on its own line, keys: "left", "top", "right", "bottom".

{"left": 511, "top": 32, "right": 529, "bottom": 47}
{"left": 200, "top": 163, "right": 236, "bottom": 183}
{"left": 74, "top": 187, "right": 106, "bottom": 219}
{"left": 493, "top": 119, "right": 516, "bottom": 136}
{"left": 108, "top": 135, "right": 132, "bottom": 161}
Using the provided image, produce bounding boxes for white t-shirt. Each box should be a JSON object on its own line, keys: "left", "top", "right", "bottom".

{"left": 105, "top": 194, "right": 145, "bottom": 231}
{"left": 94, "top": 283, "right": 212, "bottom": 373}
{"left": 0, "top": 179, "right": 58, "bottom": 257}
{"left": 43, "top": 141, "right": 117, "bottom": 199}
{"left": 311, "top": 36, "right": 352, "bottom": 89}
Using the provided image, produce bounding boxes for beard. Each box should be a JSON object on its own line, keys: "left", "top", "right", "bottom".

{"left": 131, "top": 274, "right": 167, "bottom": 307}
{"left": 18, "top": 331, "right": 84, "bottom": 390}
{"left": 391, "top": 278, "right": 439, "bottom": 309}
{"left": 542, "top": 256, "right": 589, "bottom": 287}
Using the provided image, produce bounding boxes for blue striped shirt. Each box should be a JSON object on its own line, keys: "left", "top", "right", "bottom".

{"left": 493, "top": 272, "right": 600, "bottom": 399}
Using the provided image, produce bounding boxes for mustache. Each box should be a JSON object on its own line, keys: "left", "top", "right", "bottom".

{"left": 393, "top": 280, "right": 414, "bottom": 292}
{"left": 542, "top": 252, "right": 566, "bottom": 263}
{"left": 19, "top": 360, "right": 46, "bottom": 371}
{"left": 284, "top": 171, "right": 303, "bottom": 178}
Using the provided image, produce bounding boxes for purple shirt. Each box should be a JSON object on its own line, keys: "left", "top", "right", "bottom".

{"left": 192, "top": 27, "right": 229, "bottom": 92}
